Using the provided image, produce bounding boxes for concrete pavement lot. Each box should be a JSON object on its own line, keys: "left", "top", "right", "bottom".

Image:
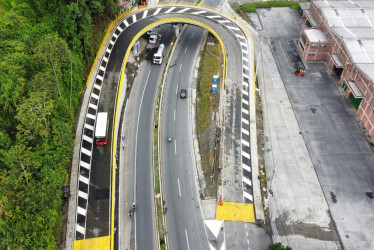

{"left": 256, "top": 7, "right": 374, "bottom": 250}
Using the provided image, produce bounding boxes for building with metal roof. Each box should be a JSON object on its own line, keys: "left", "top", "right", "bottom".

{"left": 298, "top": 0, "right": 374, "bottom": 141}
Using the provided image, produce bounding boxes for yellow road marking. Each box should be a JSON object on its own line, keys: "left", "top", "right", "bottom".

{"left": 73, "top": 236, "right": 110, "bottom": 250}
{"left": 216, "top": 202, "right": 255, "bottom": 222}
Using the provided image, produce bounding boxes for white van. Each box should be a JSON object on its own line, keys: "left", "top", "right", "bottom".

{"left": 153, "top": 44, "right": 165, "bottom": 64}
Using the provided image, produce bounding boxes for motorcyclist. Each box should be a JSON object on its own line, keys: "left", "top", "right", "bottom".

{"left": 132, "top": 202, "right": 136, "bottom": 210}
{"left": 168, "top": 136, "right": 172, "bottom": 142}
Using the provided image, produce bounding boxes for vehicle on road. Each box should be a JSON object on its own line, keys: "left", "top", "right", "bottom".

{"left": 153, "top": 44, "right": 165, "bottom": 64}
{"left": 149, "top": 34, "right": 157, "bottom": 44}
{"left": 180, "top": 89, "right": 187, "bottom": 98}
{"left": 95, "top": 112, "right": 109, "bottom": 145}
{"left": 168, "top": 136, "right": 172, "bottom": 143}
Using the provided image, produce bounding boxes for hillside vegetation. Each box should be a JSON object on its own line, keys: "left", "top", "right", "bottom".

{"left": 0, "top": 0, "right": 118, "bottom": 248}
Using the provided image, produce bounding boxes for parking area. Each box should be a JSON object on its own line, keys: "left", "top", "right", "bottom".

{"left": 253, "top": 7, "right": 374, "bottom": 250}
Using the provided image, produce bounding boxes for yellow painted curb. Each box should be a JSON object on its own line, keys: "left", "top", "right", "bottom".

{"left": 216, "top": 202, "right": 255, "bottom": 222}
{"left": 74, "top": 236, "right": 110, "bottom": 250}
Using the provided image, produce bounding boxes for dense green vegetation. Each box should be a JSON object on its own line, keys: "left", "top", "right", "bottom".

{"left": 0, "top": 0, "right": 118, "bottom": 248}
{"left": 241, "top": 1, "right": 300, "bottom": 13}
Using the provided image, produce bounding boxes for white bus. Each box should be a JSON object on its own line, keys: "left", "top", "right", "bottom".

{"left": 95, "top": 112, "right": 109, "bottom": 145}
{"left": 153, "top": 44, "right": 165, "bottom": 64}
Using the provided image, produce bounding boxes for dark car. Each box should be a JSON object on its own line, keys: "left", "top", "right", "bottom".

{"left": 180, "top": 89, "right": 187, "bottom": 98}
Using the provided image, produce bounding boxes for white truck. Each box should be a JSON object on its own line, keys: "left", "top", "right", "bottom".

{"left": 153, "top": 44, "right": 165, "bottom": 64}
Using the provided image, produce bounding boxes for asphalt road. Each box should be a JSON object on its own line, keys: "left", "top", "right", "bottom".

{"left": 157, "top": 15, "right": 245, "bottom": 250}
{"left": 161, "top": 25, "right": 209, "bottom": 250}
{"left": 82, "top": 4, "right": 246, "bottom": 248}
{"left": 117, "top": 25, "right": 175, "bottom": 249}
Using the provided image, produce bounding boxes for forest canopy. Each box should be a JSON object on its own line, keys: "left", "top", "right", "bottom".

{"left": 0, "top": 0, "right": 118, "bottom": 248}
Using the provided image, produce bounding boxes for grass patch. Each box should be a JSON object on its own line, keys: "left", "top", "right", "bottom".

{"left": 241, "top": 1, "right": 300, "bottom": 13}
{"left": 197, "top": 41, "right": 221, "bottom": 133}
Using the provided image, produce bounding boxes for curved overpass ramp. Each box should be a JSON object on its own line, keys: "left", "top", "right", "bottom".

{"left": 66, "top": 3, "right": 257, "bottom": 249}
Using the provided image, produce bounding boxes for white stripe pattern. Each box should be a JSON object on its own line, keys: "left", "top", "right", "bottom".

{"left": 242, "top": 108, "right": 249, "bottom": 115}
{"left": 86, "top": 113, "right": 96, "bottom": 120}
{"left": 177, "top": 8, "right": 190, "bottom": 13}
{"left": 132, "top": 14, "right": 137, "bottom": 23}
{"left": 242, "top": 99, "right": 249, "bottom": 105}
{"left": 123, "top": 20, "right": 129, "bottom": 27}
{"left": 142, "top": 10, "right": 148, "bottom": 19}
{"left": 243, "top": 176, "right": 252, "bottom": 186}
{"left": 84, "top": 123, "right": 94, "bottom": 131}
{"left": 242, "top": 118, "right": 249, "bottom": 125}
{"left": 242, "top": 151, "right": 251, "bottom": 159}
{"left": 243, "top": 163, "right": 251, "bottom": 173}
{"left": 80, "top": 160, "right": 90, "bottom": 170}
{"left": 82, "top": 135, "right": 93, "bottom": 144}
{"left": 78, "top": 190, "right": 88, "bottom": 199}
{"left": 191, "top": 10, "right": 206, "bottom": 15}
{"left": 165, "top": 7, "right": 176, "bottom": 13}
{"left": 94, "top": 84, "right": 101, "bottom": 90}
{"left": 242, "top": 139, "right": 249, "bottom": 147}
{"left": 88, "top": 103, "right": 97, "bottom": 110}
{"left": 206, "top": 15, "right": 220, "bottom": 19}
{"left": 77, "top": 206, "right": 87, "bottom": 216}
{"left": 79, "top": 175, "right": 89, "bottom": 184}
{"left": 91, "top": 93, "right": 99, "bottom": 100}
{"left": 227, "top": 25, "right": 240, "bottom": 31}
{"left": 244, "top": 192, "right": 253, "bottom": 201}
{"left": 81, "top": 147, "right": 92, "bottom": 156}
{"left": 242, "top": 129, "right": 249, "bottom": 136}
{"left": 117, "top": 27, "right": 123, "bottom": 32}
{"left": 153, "top": 8, "right": 162, "bottom": 16}
{"left": 76, "top": 224, "right": 85, "bottom": 234}
{"left": 96, "top": 74, "right": 103, "bottom": 81}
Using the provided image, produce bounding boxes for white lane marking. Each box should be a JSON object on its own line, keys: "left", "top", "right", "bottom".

{"left": 76, "top": 224, "right": 85, "bottom": 235}
{"left": 78, "top": 190, "right": 88, "bottom": 199}
{"left": 176, "top": 85, "right": 178, "bottom": 94}
{"left": 165, "top": 7, "right": 176, "bottom": 13}
{"left": 243, "top": 151, "right": 251, "bottom": 160}
{"left": 178, "top": 8, "right": 190, "bottom": 13}
{"left": 117, "top": 26, "right": 123, "bottom": 32}
{"left": 174, "top": 140, "right": 177, "bottom": 155}
{"left": 244, "top": 192, "right": 253, "bottom": 201}
{"left": 134, "top": 69, "right": 152, "bottom": 247}
{"left": 142, "top": 10, "right": 148, "bottom": 19}
{"left": 191, "top": 32, "right": 195, "bottom": 39}
{"left": 79, "top": 175, "right": 89, "bottom": 184}
{"left": 191, "top": 10, "right": 206, "bottom": 15}
{"left": 86, "top": 113, "right": 96, "bottom": 120}
{"left": 184, "top": 47, "right": 188, "bottom": 54}
{"left": 153, "top": 8, "right": 162, "bottom": 16}
{"left": 77, "top": 206, "right": 87, "bottom": 216}
{"left": 82, "top": 135, "right": 93, "bottom": 144}
{"left": 185, "top": 229, "right": 190, "bottom": 250}
{"left": 178, "top": 178, "right": 181, "bottom": 197}
{"left": 174, "top": 109, "right": 176, "bottom": 122}
{"left": 80, "top": 161, "right": 90, "bottom": 170}
{"left": 123, "top": 20, "right": 129, "bottom": 27}
{"left": 179, "top": 64, "right": 182, "bottom": 72}
{"left": 132, "top": 14, "right": 137, "bottom": 23}
{"left": 81, "top": 147, "right": 92, "bottom": 156}
{"left": 206, "top": 15, "right": 221, "bottom": 19}
{"left": 243, "top": 176, "right": 252, "bottom": 186}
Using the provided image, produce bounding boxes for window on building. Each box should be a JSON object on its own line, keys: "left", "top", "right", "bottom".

{"left": 299, "top": 42, "right": 305, "bottom": 51}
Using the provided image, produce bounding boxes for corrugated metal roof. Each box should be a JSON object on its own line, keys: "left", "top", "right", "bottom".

{"left": 315, "top": 0, "right": 374, "bottom": 70}
{"left": 356, "top": 63, "right": 374, "bottom": 82}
